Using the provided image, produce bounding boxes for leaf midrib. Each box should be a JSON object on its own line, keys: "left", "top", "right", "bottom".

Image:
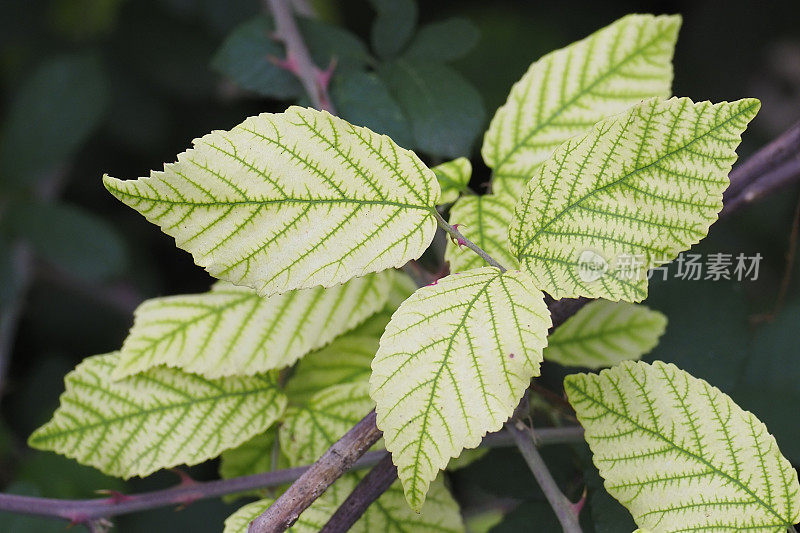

{"left": 108, "top": 185, "right": 435, "bottom": 213}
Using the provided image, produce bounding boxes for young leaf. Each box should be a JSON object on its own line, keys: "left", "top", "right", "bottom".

{"left": 509, "top": 97, "right": 760, "bottom": 302}
{"left": 280, "top": 382, "right": 375, "bottom": 466}
{"left": 284, "top": 335, "right": 376, "bottom": 404}
{"left": 433, "top": 157, "right": 472, "bottom": 204}
{"left": 566, "top": 360, "right": 800, "bottom": 531}
{"left": 544, "top": 301, "right": 667, "bottom": 368}
{"left": 483, "top": 14, "right": 681, "bottom": 196}
{"left": 370, "top": 267, "right": 551, "bottom": 509}
{"left": 28, "top": 353, "right": 286, "bottom": 478}
{"left": 445, "top": 194, "right": 519, "bottom": 272}
{"left": 112, "top": 271, "right": 393, "bottom": 379}
{"left": 104, "top": 106, "right": 440, "bottom": 296}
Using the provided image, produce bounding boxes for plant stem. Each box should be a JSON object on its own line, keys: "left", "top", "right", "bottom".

{"left": 248, "top": 410, "right": 383, "bottom": 533}
{"left": 506, "top": 420, "right": 583, "bottom": 533}
{"left": 722, "top": 120, "right": 800, "bottom": 214}
{"left": 265, "top": 0, "right": 335, "bottom": 113}
{"left": 432, "top": 209, "right": 507, "bottom": 272}
{"left": 319, "top": 452, "right": 397, "bottom": 532}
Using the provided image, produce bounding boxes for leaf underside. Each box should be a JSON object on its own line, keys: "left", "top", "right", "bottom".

{"left": 104, "top": 106, "right": 439, "bottom": 297}
{"left": 29, "top": 353, "right": 286, "bottom": 478}
{"left": 509, "top": 97, "right": 760, "bottom": 301}
{"left": 113, "top": 270, "right": 393, "bottom": 379}
{"left": 566, "top": 360, "right": 800, "bottom": 531}
{"left": 370, "top": 267, "right": 551, "bottom": 509}
{"left": 544, "top": 300, "right": 667, "bottom": 368}
{"left": 483, "top": 14, "right": 680, "bottom": 196}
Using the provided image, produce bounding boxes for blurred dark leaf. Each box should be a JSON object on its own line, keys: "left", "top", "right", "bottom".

{"left": 211, "top": 16, "right": 301, "bottom": 99}
{"left": 404, "top": 17, "right": 480, "bottom": 62}
{"left": 379, "top": 59, "right": 484, "bottom": 158}
{"left": 212, "top": 15, "right": 369, "bottom": 99}
{"left": 331, "top": 70, "right": 413, "bottom": 148}
{"left": 489, "top": 500, "right": 560, "bottom": 532}
{"left": 0, "top": 54, "right": 109, "bottom": 187}
{"left": 298, "top": 16, "right": 371, "bottom": 74}
{"left": 733, "top": 300, "right": 800, "bottom": 463}
{"left": 6, "top": 202, "right": 127, "bottom": 282}
{"left": 369, "top": 0, "right": 417, "bottom": 59}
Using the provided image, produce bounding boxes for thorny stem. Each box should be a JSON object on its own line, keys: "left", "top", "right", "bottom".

{"left": 433, "top": 209, "right": 507, "bottom": 271}
{"left": 264, "top": 0, "right": 336, "bottom": 113}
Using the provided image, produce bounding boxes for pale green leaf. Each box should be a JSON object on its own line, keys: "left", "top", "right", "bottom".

{"left": 284, "top": 335, "right": 376, "bottom": 404}
{"left": 348, "top": 308, "right": 393, "bottom": 338}
{"left": 112, "top": 271, "right": 392, "bottom": 379}
{"left": 386, "top": 269, "right": 418, "bottom": 309}
{"left": 483, "top": 14, "right": 680, "bottom": 196}
{"left": 544, "top": 301, "right": 666, "bottom": 369}
{"left": 280, "top": 382, "right": 375, "bottom": 466}
{"left": 566, "top": 360, "right": 800, "bottom": 531}
{"left": 224, "top": 478, "right": 463, "bottom": 533}
{"left": 433, "top": 157, "right": 472, "bottom": 204}
{"left": 28, "top": 353, "right": 286, "bottom": 478}
{"left": 509, "top": 97, "right": 760, "bottom": 302}
{"left": 445, "top": 193, "right": 519, "bottom": 273}
{"left": 219, "top": 429, "right": 280, "bottom": 480}
{"left": 104, "top": 106, "right": 439, "bottom": 297}
{"left": 370, "top": 267, "right": 551, "bottom": 509}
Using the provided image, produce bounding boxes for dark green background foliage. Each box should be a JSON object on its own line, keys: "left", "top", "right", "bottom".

{"left": 0, "top": 0, "right": 798, "bottom": 530}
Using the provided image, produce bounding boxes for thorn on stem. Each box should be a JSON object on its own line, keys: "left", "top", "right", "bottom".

{"left": 169, "top": 468, "right": 198, "bottom": 487}
{"left": 449, "top": 224, "right": 469, "bottom": 248}
{"left": 571, "top": 488, "right": 587, "bottom": 516}
{"left": 316, "top": 57, "right": 338, "bottom": 90}
{"left": 95, "top": 489, "right": 133, "bottom": 504}
{"left": 268, "top": 54, "right": 299, "bottom": 74}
